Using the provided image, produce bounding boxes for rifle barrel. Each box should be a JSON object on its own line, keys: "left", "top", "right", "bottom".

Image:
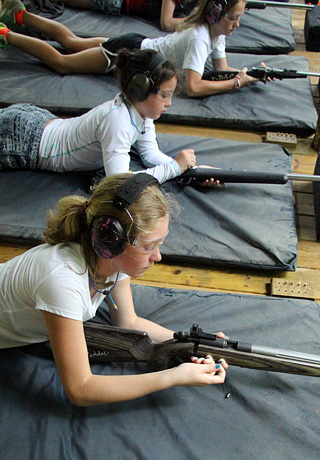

{"left": 246, "top": 1, "right": 315, "bottom": 9}
{"left": 183, "top": 325, "right": 320, "bottom": 377}
{"left": 287, "top": 173, "right": 320, "bottom": 182}
{"left": 252, "top": 345, "right": 320, "bottom": 365}
{"left": 247, "top": 67, "right": 320, "bottom": 79}
{"left": 274, "top": 69, "right": 320, "bottom": 78}
{"left": 178, "top": 168, "right": 320, "bottom": 184}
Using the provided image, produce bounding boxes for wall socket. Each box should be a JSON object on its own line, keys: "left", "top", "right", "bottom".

{"left": 270, "top": 278, "right": 314, "bottom": 300}
{"left": 265, "top": 132, "right": 297, "bottom": 147}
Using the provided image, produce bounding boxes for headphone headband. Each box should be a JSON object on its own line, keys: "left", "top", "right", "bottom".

{"left": 113, "top": 173, "right": 159, "bottom": 211}
{"left": 144, "top": 52, "right": 168, "bottom": 79}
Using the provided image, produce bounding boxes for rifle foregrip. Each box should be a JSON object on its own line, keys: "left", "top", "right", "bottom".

{"left": 178, "top": 169, "right": 288, "bottom": 184}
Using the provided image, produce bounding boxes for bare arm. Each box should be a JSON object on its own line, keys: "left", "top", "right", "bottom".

{"left": 186, "top": 57, "right": 258, "bottom": 97}
{"left": 109, "top": 277, "right": 174, "bottom": 341}
{"left": 41, "top": 310, "right": 180, "bottom": 406}
{"left": 160, "top": 0, "right": 185, "bottom": 31}
{"left": 41, "top": 306, "right": 226, "bottom": 406}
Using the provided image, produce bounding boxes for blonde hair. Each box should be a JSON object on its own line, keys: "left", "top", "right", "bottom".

{"left": 178, "top": 0, "right": 244, "bottom": 31}
{"left": 44, "top": 173, "right": 178, "bottom": 283}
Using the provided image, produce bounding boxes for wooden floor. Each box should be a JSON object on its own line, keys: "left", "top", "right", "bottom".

{"left": 1, "top": 3, "right": 320, "bottom": 301}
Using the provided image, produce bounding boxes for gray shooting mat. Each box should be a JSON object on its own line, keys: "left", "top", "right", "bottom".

{"left": 0, "top": 134, "right": 298, "bottom": 271}
{"left": 0, "top": 44, "right": 316, "bottom": 134}
{"left": 0, "top": 285, "right": 319, "bottom": 460}
{"left": 52, "top": 6, "right": 295, "bottom": 54}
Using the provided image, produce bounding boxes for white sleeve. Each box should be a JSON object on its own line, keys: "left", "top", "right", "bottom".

{"left": 96, "top": 105, "right": 181, "bottom": 184}
{"left": 182, "top": 38, "right": 210, "bottom": 75}
{"left": 212, "top": 36, "right": 226, "bottom": 60}
{"left": 35, "top": 271, "right": 89, "bottom": 321}
{"left": 97, "top": 109, "right": 135, "bottom": 176}
{"left": 133, "top": 123, "right": 181, "bottom": 183}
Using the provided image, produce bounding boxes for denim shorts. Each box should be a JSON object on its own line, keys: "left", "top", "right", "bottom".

{"left": 0, "top": 104, "right": 57, "bottom": 170}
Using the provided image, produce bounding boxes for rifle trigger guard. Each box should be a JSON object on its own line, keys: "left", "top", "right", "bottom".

{"left": 176, "top": 177, "right": 193, "bottom": 186}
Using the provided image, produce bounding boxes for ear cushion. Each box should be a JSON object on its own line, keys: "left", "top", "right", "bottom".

{"left": 206, "top": 0, "right": 228, "bottom": 24}
{"left": 126, "top": 71, "right": 151, "bottom": 102}
{"left": 91, "top": 216, "right": 126, "bottom": 259}
{"left": 126, "top": 52, "right": 168, "bottom": 102}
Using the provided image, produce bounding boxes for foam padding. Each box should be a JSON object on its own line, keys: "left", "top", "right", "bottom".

{"left": 0, "top": 285, "right": 319, "bottom": 460}
{"left": 0, "top": 134, "right": 298, "bottom": 271}
{"left": 0, "top": 48, "right": 317, "bottom": 134}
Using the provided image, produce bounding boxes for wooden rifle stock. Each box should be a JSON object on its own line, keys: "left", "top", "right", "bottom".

{"left": 176, "top": 167, "right": 320, "bottom": 186}
{"left": 84, "top": 323, "right": 320, "bottom": 377}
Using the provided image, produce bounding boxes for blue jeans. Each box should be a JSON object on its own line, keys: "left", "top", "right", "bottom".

{"left": 0, "top": 104, "right": 57, "bottom": 170}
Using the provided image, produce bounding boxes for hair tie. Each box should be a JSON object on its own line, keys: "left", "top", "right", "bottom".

{"left": 83, "top": 200, "right": 88, "bottom": 212}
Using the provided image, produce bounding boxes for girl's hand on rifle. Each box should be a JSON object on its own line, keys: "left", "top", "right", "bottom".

{"left": 258, "top": 62, "right": 275, "bottom": 84}
{"left": 191, "top": 355, "right": 228, "bottom": 369}
{"left": 175, "top": 149, "right": 196, "bottom": 173}
{"left": 196, "top": 165, "right": 224, "bottom": 187}
{"left": 236, "top": 67, "right": 258, "bottom": 87}
{"left": 174, "top": 355, "right": 227, "bottom": 386}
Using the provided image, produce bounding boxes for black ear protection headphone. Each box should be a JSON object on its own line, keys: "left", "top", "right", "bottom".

{"left": 125, "top": 52, "right": 168, "bottom": 102}
{"left": 90, "top": 174, "right": 160, "bottom": 259}
{"left": 206, "top": 0, "right": 228, "bottom": 24}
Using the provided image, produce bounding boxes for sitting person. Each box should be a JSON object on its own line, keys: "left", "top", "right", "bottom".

{"left": 0, "top": 172, "right": 228, "bottom": 406}
{"left": 0, "top": 0, "right": 271, "bottom": 97}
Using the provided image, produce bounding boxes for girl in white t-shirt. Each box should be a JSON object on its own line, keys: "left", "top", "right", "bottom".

{"left": 1, "top": 0, "right": 265, "bottom": 96}
{"left": 0, "top": 172, "right": 228, "bottom": 406}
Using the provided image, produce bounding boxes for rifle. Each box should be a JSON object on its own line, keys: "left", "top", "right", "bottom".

{"left": 208, "top": 66, "right": 320, "bottom": 82}
{"left": 176, "top": 167, "right": 320, "bottom": 186}
{"left": 83, "top": 322, "right": 320, "bottom": 377}
{"left": 246, "top": 1, "right": 315, "bottom": 10}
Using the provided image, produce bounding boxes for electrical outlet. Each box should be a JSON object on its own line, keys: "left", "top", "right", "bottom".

{"left": 265, "top": 132, "right": 297, "bottom": 147}
{"left": 270, "top": 278, "right": 314, "bottom": 300}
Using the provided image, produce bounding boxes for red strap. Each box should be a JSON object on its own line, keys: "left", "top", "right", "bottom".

{"left": 15, "top": 9, "right": 26, "bottom": 25}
